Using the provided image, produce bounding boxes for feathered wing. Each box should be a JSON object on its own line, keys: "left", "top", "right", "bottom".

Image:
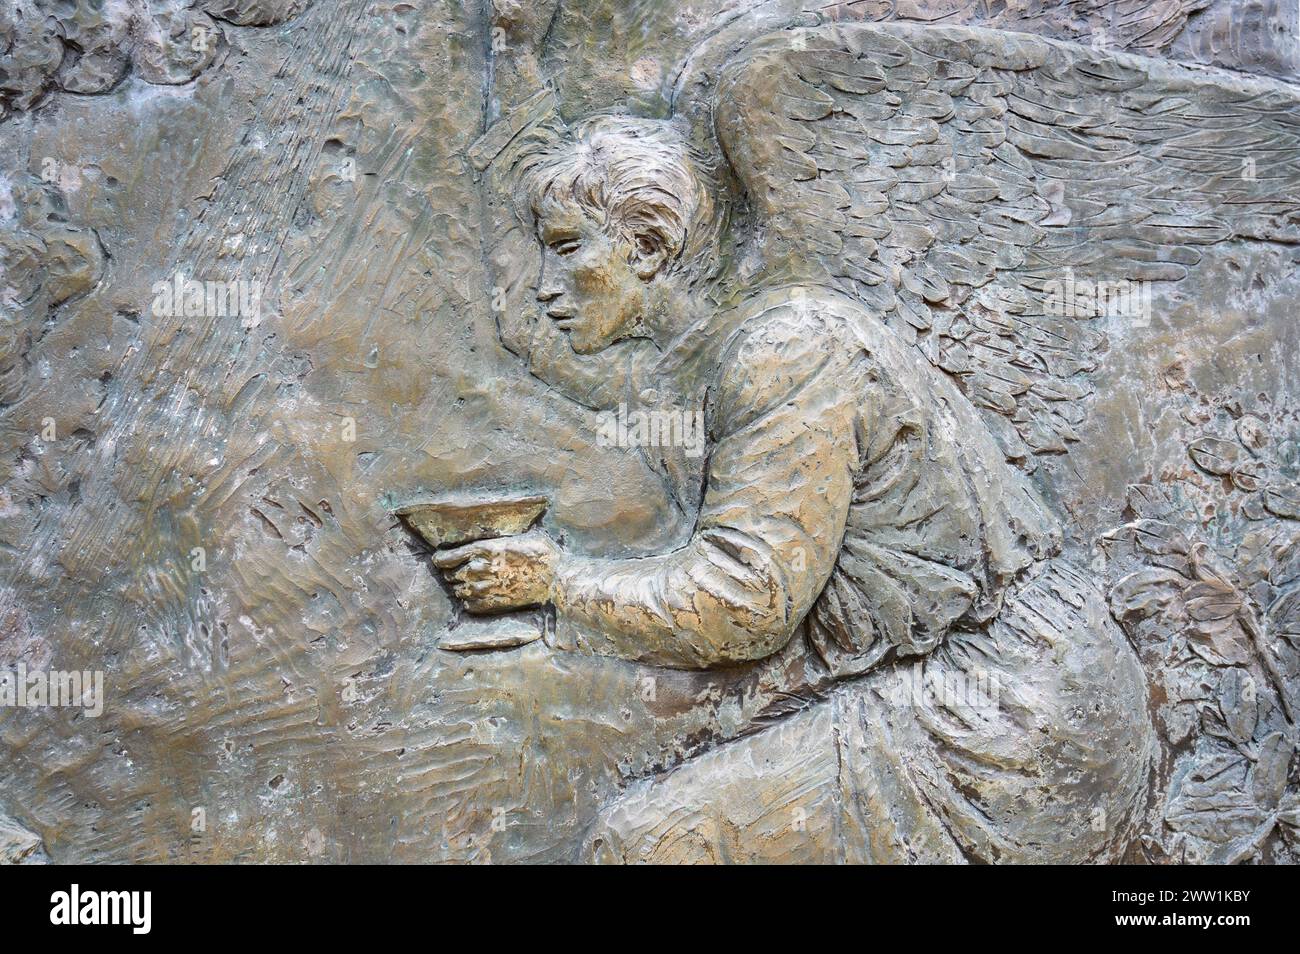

{"left": 713, "top": 22, "right": 1300, "bottom": 466}
{"left": 713, "top": 24, "right": 1300, "bottom": 861}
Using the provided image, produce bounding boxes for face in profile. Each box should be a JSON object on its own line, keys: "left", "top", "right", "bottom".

{"left": 533, "top": 201, "right": 670, "bottom": 355}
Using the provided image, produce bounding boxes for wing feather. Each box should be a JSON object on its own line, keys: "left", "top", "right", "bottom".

{"left": 715, "top": 22, "right": 1300, "bottom": 467}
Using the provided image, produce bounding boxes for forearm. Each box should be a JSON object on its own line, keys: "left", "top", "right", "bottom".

{"left": 522, "top": 325, "right": 644, "bottom": 411}
{"left": 551, "top": 529, "right": 801, "bottom": 669}
{"left": 546, "top": 307, "right": 861, "bottom": 669}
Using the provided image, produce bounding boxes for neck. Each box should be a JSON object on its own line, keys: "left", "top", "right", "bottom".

{"left": 639, "top": 277, "right": 699, "bottom": 352}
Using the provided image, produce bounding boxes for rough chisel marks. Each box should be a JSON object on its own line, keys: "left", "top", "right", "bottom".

{"left": 0, "top": 0, "right": 311, "bottom": 123}
{"left": 2, "top": 0, "right": 1298, "bottom": 865}
{"left": 715, "top": 24, "right": 1300, "bottom": 467}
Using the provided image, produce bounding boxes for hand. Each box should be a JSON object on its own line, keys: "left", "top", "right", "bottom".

{"left": 432, "top": 529, "right": 561, "bottom": 614}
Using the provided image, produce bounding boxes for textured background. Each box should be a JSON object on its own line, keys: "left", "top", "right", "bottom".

{"left": 1, "top": 0, "right": 1298, "bottom": 862}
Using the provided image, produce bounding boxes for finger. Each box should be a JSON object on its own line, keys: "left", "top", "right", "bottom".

{"left": 453, "top": 580, "right": 495, "bottom": 601}
{"left": 463, "top": 595, "right": 510, "bottom": 615}
{"left": 433, "top": 543, "right": 490, "bottom": 569}
{"left": 448, "top": 557, "right": 493, "bottom": 583}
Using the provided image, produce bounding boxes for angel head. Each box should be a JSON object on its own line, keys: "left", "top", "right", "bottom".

{"left": 522, "top": 116, "right": 721, "bottom": 354}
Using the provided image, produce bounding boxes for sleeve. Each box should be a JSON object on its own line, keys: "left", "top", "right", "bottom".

{"left": 550, "top": 311, "right": 864, "bottom": 669}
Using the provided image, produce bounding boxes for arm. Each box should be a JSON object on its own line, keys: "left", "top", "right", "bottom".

{"left": 498, "top": 292, "right": 648, "bottom": 412}
{"left": 549, "top": 312, "right": 862, "bottom": 668}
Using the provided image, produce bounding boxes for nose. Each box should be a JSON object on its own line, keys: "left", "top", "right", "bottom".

{"left": 536, "top": 253, "right": 563, "bottom": 303}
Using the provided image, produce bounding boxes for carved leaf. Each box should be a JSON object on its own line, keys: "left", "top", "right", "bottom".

{"left": 1108, "top": 567, "right": 1185, "bottom": 621}
{"left": 1185, "top": 580, "right": 1241, "bottom": 623}
{"left": 1166, "top": 752, "right": 1260, "bottom": 844}
{"left": 1208, "top": 818, "right": 1275, "bottom": 865}
{"left": 1270, "top": 588, "right": 1300, "bottom": 639}
{"left": 1186, "top": 616, "right": 1254, "bottom": 668}
{"left": 1201, "top": 705, "right": 1243, "bottom": 746}
{"left": 1264, "top": 587, "right": 1300, "bottom": 724}
{"left": 1188, "top": 437, "right": 1242, "bottom": 477}
{"left": 1216, "top": 669, "right": 1257, "bottom": 745}
{"left": 1251, "top": 732, "right": 1294, "bottom": 810}
{"left": 1190, "top": 750, "right": 1249, "bottom": 784}
{"left": 1270, "top": 539, "right": 1300, "bottom": 589}
{"left": 1132, "top": 520, "right": 1191, "bottom": 558}
{"left": 1263, "top": 484, "right": 1300, "bottom": 520}
{"left": 1231, "top": 460, "right": 1265, "bottom": 492}
{"left": 1278, "top": 790, "right": 1300, "bottom": 833}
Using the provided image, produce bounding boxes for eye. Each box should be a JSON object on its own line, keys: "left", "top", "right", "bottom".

{"left": 549, "top": 239, "right": 580, "bottom": 256}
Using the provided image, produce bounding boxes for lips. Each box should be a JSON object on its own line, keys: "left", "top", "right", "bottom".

{"left": 546, "top": 308, "right": 575, "bottom": 328}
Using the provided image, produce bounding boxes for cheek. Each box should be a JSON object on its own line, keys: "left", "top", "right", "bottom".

{"left": 589, "top": 245, "right": 641, "bottom": 288}
{"left": 573, "top": 257, "right": 619, "bottom": 300}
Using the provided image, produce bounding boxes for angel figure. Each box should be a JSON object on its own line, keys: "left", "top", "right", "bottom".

{"left": 436, "top": 22, "right": 1300, "bottom": 863}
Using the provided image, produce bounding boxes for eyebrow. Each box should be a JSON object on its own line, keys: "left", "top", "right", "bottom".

{"left": 540, "top": 222, "right": 580, "bottom": 241}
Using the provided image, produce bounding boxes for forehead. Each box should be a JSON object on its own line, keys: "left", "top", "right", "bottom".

{"left": 534, "top": 198, "right": 597, "bottom": 236}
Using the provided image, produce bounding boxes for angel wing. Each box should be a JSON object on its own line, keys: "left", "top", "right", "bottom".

{"left": 712, "top": 22, "right": 1300, "bottom": 466}
{"left": 711, "top": 25, "right": 1300, "bottom": 860}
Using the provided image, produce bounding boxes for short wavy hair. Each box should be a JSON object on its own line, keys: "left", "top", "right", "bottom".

{"left": 521, "top": 115, "right": 722, "bottom": 280}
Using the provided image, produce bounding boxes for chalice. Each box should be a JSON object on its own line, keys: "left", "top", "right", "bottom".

{"left": 395, "top": 494, "right": 549, "bottom": 651}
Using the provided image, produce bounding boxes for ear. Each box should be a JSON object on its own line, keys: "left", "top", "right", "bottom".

{"left": 630, "top": 232, "right": 671, "bottom": 281}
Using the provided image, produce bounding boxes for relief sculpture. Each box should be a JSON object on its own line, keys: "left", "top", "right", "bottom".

{"left": 1, "top": 1, "right": 1298, "bottom": 865}
{"left": 426, "top": 19, "right": 1300, "bottom": 863}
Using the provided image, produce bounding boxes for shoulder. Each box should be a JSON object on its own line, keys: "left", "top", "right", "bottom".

{"left": 716, "top": 290, "right": 867, "bottom": 384}
{"left": 724, "top": 289, "right": 862, "bottom": 355}
{"left": 711, "top": 290, "right": 870, "bottom": 431}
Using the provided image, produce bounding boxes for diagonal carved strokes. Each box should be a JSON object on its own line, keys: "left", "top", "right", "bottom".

{"left": 716, "top": 23, "right": 1300, "bottom": 464}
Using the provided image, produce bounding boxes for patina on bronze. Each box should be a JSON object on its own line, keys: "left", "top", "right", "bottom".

{"left": 399, "top": 495, "right": 549, "bottom": 650}
{"left": 1, "top": 0, "right": 1298, "bottom": 865}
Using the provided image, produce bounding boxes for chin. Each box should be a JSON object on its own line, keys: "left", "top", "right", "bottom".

{"left": 569, "top": 332, "right": 613, "bottom": 355}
